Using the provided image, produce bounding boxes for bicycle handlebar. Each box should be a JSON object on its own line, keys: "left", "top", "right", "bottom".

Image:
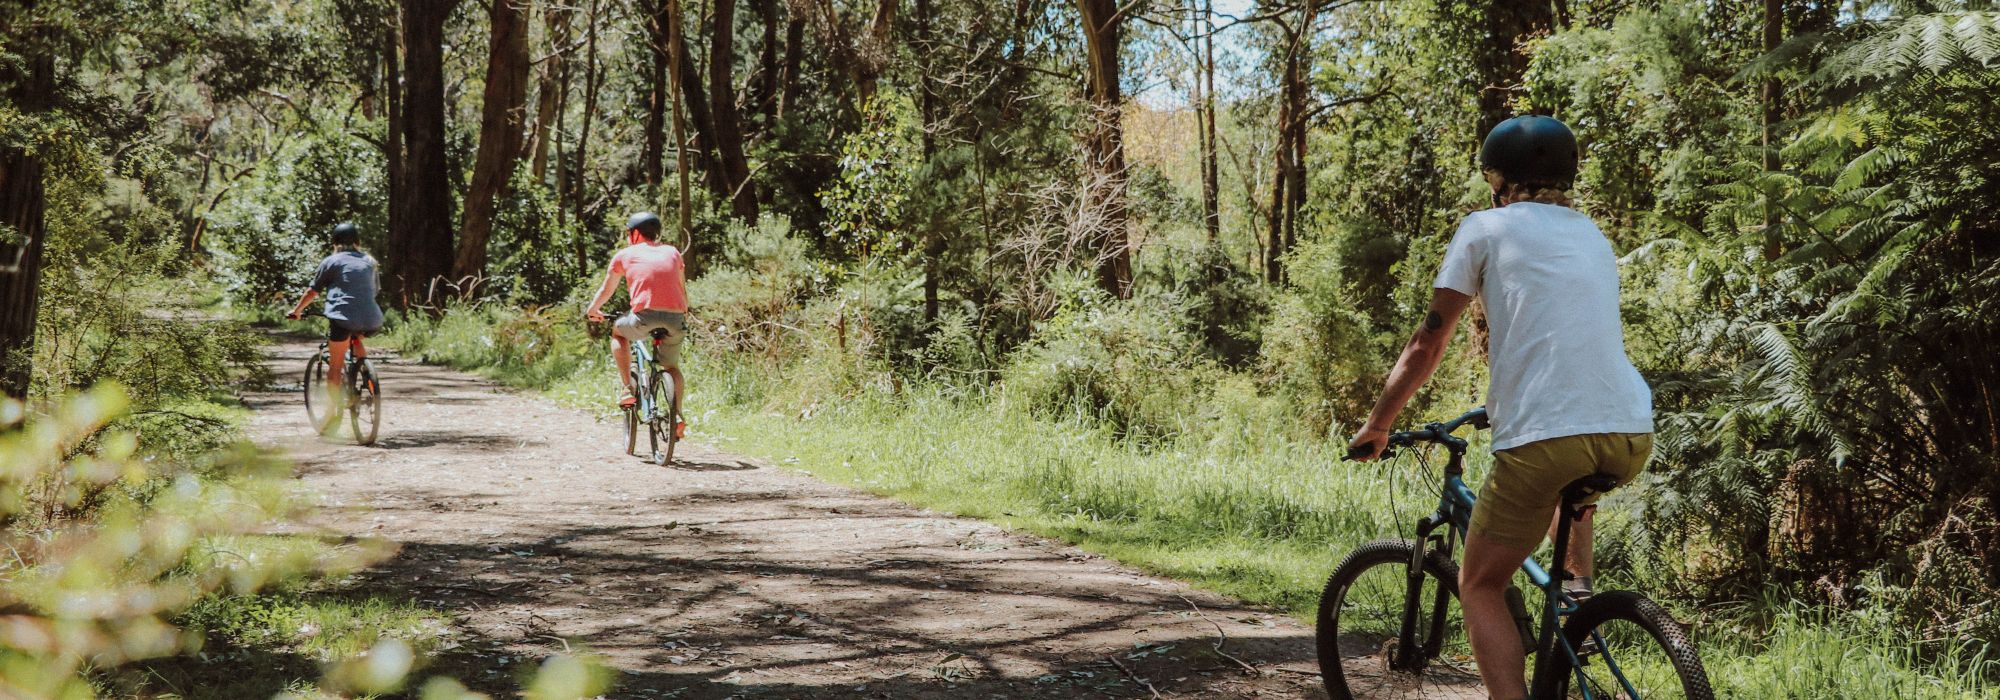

{"left": 1343, "top": 406, "right": 1488, "bottom": 461}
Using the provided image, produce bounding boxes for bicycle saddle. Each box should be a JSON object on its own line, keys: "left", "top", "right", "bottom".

{"left": 1561, "top": 473, "right": 1622, "bottom": 503}
{"left": 649, "top": 329, "right": 672, "bottom": 341}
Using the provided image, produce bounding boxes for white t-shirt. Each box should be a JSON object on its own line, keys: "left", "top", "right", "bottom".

{"left": 1433, "top": 202, "right": 1652, "bottom": 451}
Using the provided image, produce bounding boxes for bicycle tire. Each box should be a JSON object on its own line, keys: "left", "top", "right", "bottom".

{"left": 349, "top": 360, "right": 381, "bottom": 446}
{"left": 645, "top": 368, "right": 668, "bottom": 465}
{"left": 1550, "top": 591, "right": 1713, "bottom": 700}
{"left": 1318, "top": 539, "right": 1477, "bottom": 700}
{"left": 303, "top": 351, "right": 328, "bottom": 429}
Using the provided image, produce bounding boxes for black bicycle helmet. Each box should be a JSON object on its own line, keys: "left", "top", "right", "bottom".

{"left": 625, "top": 211, "right": 664, "bottom": 240}
{"left": 331, "top": 222, "right": 360, "bottom": 245}
{"left": 1479, "top": 115, "right": 1578, "bottom": 188}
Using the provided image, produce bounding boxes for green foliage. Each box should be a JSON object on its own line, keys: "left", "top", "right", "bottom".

{"left": 819, "top": 92, "right": 923, "bottom": 261}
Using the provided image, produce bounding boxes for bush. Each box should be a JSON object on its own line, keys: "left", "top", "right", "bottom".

{"left": 1001, "top": 281, "right": 1225, "bottom": 444}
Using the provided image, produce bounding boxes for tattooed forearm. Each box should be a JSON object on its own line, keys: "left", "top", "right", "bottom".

{"left": 1423, "top": 310, "right": 1444, "bottom": 333}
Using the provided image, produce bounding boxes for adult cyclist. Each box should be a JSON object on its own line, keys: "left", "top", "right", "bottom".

{"left": 584, "top": 212, "right": 688, "bottom": 439}
{"left": 285, "top": 223, "right": 385, "bottom": 434}
{"left": 1346, "top": 115, "right": 1653, "bottom": 700}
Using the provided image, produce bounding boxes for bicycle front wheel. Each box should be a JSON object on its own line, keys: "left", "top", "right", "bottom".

{"left": 1552, "top": 591, "right": 1713, "bottom": 700}
{"left": 1318, "top": 539, "right": 1480, "bottom": 700}
{"left": 303, "top": 352, "right": 328, "bottom": 428}
{"left": 349, "top": 361, "right": 382, "bottom": 446}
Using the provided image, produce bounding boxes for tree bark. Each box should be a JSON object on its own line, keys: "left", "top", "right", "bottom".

{"left": 389, "top": 0, "right": 461, "bottom": 307}
{"left": 673, "top": 19, "right": 728, "bottom": 200}
{"left": 528, "top": 2, "right": 574, "bottom": 184}
{"left": 1472, "top": 0, "right": 1554, "bottom": 139}
{"left": 571, "top": 0, "right": 603, "bottom": 269}
{"left": 1078, "top": 0, "right": 1131, "bottom": 298}
{"left": 1760, "top": 0, "right": 1781, "bottom": 236}
{"left": 1198, "top": 0, "right": 1220, "bottom": 243}
{"left": 667, "top": 0, "right": 696, "bottom": 248}
{"left": 454, "top": 0, "right": 532, "bottom": 282}
{"left": 643, "top": 0, "right": 670, "bottom": 186}
{"left": 778, "top": 5, "right": 804, "bottom": 118}
{"left": 918, "top": 0, "right": 940, "bottom": 322}
{"left": 0, "top": 10, "right": 54, "bottom": 397}
{"left": 1264, "top": 6, "right": 1311, "bottom": 284}
{"left": 709, "top": 0, "right": 760, "bottom": 220}
{"left": 751, "top": 0, "right": 782, "bottom": 123}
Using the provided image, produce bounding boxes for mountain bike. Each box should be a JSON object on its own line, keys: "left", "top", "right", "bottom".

{"left": 624, "top": 328, "right": 680, "bottom": 466}
{"left": 303, "top": 341, "right": 382, "bottom": 445}
{"left": 1318, "top": 407, "right": 1712, "bottom": 699}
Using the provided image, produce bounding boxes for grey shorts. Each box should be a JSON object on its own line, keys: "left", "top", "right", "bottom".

{"left": 614, "top": 310, "right": 687, "bottom": 368}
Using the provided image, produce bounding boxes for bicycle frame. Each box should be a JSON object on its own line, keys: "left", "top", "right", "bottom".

{"left": 1395, "top": 431, "right": 1620, "bottom": 699}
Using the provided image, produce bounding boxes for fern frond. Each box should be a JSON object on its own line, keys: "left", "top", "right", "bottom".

{"left": 1747, "top": 323, "right": 1853, "bottom": 463}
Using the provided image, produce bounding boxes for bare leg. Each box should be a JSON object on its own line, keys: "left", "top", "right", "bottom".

{"left": 665, "top": 366, "right": 685, "bottom": 411}
{"left": 1548, "top": 507, "right": 1596, "bottom": 579}
{"left": 322, "top": 339, "right": 349, "bottom": 434}
{"left": 1461, "top": 531, "right": 1536, "bottom": 700}
{"left": 611, "top": 334, "right": 634, "bottom": 394}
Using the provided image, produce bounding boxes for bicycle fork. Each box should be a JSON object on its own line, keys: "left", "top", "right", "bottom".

{"left": 1394, "top": 514, "right": 1454, "bottom": 670}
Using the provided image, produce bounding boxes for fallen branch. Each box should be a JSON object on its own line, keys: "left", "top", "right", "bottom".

{"left": 1177, "top": 594, "right": 1260, "bottom": 675}
{"left": 1108, "top": 655, "right": 1163, "bottom": 699}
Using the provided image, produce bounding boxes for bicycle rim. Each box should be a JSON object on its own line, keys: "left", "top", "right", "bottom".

{"left": 303, "top": 353, "right": 327, "bottom": 427}
{"left": 1555, "top": 592, "right": 1714, "bottom": 700}
{"left": 349, "top": 362, "right": 381, "bottom": 445}
{"left": 1319, "top": 539, "right": 1481, "bottom": 700}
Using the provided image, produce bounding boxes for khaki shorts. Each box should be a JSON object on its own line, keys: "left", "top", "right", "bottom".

{"left": 614, "top": 310, "right": 687, "bottom": 369}
{"left": 1469, "top": 433, "right": 1652, "bottom": 551}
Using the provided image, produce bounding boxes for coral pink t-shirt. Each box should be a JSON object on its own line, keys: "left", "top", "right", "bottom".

{"left": 610, "top": 243, "right": 687, "bottom": 312}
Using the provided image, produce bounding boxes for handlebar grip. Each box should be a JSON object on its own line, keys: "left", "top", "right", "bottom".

{"left": 1344, "top": 444, "right": 1377, "bottom": 461}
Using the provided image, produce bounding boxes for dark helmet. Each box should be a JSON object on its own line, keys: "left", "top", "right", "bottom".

{"left": 331, "top": 222, "right": 360, "bottom": 245}
{"left": 625, "top": 212, "right": 664, "bottom": 240}
{"left": 1479, "top": 115, "right": 1578, "bottom": 188}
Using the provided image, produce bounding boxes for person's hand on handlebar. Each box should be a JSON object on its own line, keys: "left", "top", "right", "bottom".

{"left": 586, "top": 307, "right": 608, "bottom": 323}
{"left": 1346, "top": 427, "right": 1390, "bottom": 462}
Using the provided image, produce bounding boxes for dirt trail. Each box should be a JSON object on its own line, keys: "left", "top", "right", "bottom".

{"left": 241, "top": 336, "right": 1332, "bottom": 699}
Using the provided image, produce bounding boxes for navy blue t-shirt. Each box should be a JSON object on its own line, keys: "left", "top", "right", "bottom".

{"left": 310, "top": 250, "right": 384, "bottom": 329}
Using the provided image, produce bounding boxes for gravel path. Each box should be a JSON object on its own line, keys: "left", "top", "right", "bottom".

{"left": 241, "top": 336, "right": 1334, "bottom": 699}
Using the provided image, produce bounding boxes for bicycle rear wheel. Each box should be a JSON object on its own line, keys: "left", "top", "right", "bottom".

{"left": 303, "top": 351, "right": 328, "bottom": 428}
{"left": 348, "top": 360, "right": 382, "bottom": 446}
{"left": 644, "top": 368, "right": 668, "bottom": 465}
{"left": 1551, "top": 591, "right": 1713, "bottom": 700}
{"left": 1318, "top": 539, "right": 1479, "bottom": 700}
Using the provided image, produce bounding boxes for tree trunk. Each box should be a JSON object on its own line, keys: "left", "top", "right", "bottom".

{"left": 571, "top": 0, "right": 603, "bottom": 269}
{"left": 918, "top": 0, "right": 940, "bottom": 323}
{"left": 383, "top": 17, "right": 405, "bottom": 278}
{"left": 1078, "top": 0, "right": 1131, "bottom": 298}
{"left": 1264, "top": 8, "right": 1311, "bottom": 284}
{"left": 709, "top": 0, "right": 760, "bottom": 220}
{"left": 1472, "top": 0, "right": 1554, "bottom": 139}
{"left": 672, "top": 17, "right": 728, "bottom": 199}
{"left": 528, "top": 2, "right": 574, "bottom": 184}
{"left": 778, "top": 8, "right": 804, "bottom": 118}
{"left": 1760, "top": 0, "right": 1781, "bottom": 238}
{"left": 667, "top": 0, "right": 695, "bottom": 248}
{"left": 0, "top": 14, "right": 54, "bottom": 397}
{"left": 390, "top": 0, "right": 460, "bottom": 307}
{"left": 454, "top": 0, "right": 532, "bottom": 282}
{"left": 643, "top": 0, "right": 670, "bottom": 187}
{"left": 1198, "top": 0, "right": 1219, "bottom": 243}
{"left": 751, "top": 0, "right": 782, "bottom": 123}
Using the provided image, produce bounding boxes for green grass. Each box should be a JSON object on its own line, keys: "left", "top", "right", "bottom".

{"left": 380, "top": 304, "right": 2000, "bottom": 698}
